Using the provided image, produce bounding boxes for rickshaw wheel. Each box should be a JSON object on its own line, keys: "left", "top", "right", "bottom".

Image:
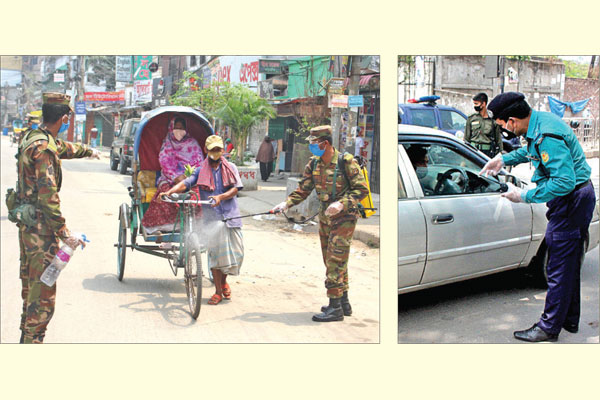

{"left": 185, "top": 234, "right": 203, "bottom": 319}
{"left": 117, "top": 217, "right": 127, "bottom": 281}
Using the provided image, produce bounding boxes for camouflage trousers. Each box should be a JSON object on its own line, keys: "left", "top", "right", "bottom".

{"left": 318, "top": 212, "right": 358, "bottom": 299}
{"left": 18, "top": 229, "right": 59, "bottom": 344}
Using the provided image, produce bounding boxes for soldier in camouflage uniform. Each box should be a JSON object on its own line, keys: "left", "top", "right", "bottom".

{"left": 14, "top": 92, "right": 99, "bottom": 343}
{"left": 271, "top": 125, "right": 369, "bottom": 322}
{"left": 465, "top": 92, "right": 503, "bottom": 158}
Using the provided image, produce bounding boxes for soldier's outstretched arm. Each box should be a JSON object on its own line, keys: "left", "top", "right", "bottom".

{"left": 55, "top": 139, "right": 94, "bottom": 160}
{"left": 32, "top": 146, "right": 69, "bottom": 239}
{"left": 340, "top": 156, "right": 369, "bottom": 211}
{"left": 285, "top": 160, "right": 315, "bottom": 208}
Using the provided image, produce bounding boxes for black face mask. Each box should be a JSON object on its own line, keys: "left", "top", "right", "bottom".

{"left": 474, "top": 105, "right": 482, "bottom": 112}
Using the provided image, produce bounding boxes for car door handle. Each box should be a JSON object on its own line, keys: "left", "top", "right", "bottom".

{"left": 432, "top": 214, "right": 454, "bottom": 224}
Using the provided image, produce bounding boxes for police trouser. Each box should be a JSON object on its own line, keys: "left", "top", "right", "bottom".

{"left": 537, "top": 181, "right": 596, "bottom": 335}
{"left": 318, "top": 211, "right": 358, "bottom": 299}
{"left": 19, "top": 229, "right": 59, "bottom": 343}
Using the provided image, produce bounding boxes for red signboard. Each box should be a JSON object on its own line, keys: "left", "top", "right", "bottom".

{"left": 84, "top": 91, "right": 126, "bottom": 103}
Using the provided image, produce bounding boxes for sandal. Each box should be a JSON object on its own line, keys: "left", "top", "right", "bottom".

{"left": 222, "top": 283, "right": 231, "bottom": 300}
{"left": 208, "top": 293, "right": 222, "bottom": 305}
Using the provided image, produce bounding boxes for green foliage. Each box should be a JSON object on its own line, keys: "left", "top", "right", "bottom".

{"left": 215, "top": 84, "right": 276, "bottom": 165}
{"left": 170, "top": 72, "right": 231, "bottom": 122}
{"left": 286, "top": 116, "right": 315, "bottom": 142}
{"left": 563, "top": 60, "right": 590, "bottom": 79}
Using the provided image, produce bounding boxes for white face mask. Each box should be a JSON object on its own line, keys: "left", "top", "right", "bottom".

{"left": 173, "top": 129, "right": 186, "bottom": 141}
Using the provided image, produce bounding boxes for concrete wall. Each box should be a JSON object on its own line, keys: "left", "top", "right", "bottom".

{"left": 421, "top": 56, "right": 566, "bottom": 116}
{"left": 248, "top": 119, "right": 268, "bottom": 155}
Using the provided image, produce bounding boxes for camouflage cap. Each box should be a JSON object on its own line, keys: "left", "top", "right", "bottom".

{"left": 308, "top": 125, "right": 332, "bottom": 141}
{"left": 206, "top": 135, "right": 224, "bottom": 150}
{"left": 42, "top": 92, "right": 73, "bottom": 111}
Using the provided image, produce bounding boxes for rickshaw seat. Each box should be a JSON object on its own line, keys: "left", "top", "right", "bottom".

{"left": 137, "top": 170, "right": 158, "bottom": 203}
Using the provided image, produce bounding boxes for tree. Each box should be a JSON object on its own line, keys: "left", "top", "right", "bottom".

{"left": 85, "top": 56, "right": 116, "bottom": 91}
{"left": 216, "top": 84, "right": 276, "bottom": 165}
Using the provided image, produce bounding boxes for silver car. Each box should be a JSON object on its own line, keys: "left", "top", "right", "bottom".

{"left": 398, "top": 125, "right": 599, "bottom": 294}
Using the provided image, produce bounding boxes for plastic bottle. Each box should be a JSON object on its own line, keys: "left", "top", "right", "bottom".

{"left": 40, "top": 233, "right": 89, "bottom": 286}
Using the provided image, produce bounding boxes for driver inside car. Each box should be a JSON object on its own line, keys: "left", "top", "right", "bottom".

{"left": 406, "top": 144, "right": 462, "bottom": 195}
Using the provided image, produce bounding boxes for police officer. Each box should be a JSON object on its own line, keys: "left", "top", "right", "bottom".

{"left": 464, "top": 92, "right": 503, "bottom": 157}
{"left": 15, "top": 92, "right": 99, "bottom": 343}
{"left": 480, "top": 92, "right": 596, "bottom": 342}
{"left": 270, "top": 126, "right": 369, "bottom": 322}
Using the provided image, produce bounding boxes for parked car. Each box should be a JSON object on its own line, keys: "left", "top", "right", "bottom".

{"left": 398, "top": 96, "right": 521, "bottom": 152}
{"left": 398, "top": 125, "right": 599, "bottom": 294}
{"left": 110, "top": 118, "right": 140, "bottom": 174}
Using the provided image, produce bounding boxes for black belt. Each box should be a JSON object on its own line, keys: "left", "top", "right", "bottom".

{"left": 574, "top": 179, "right": 591, "bottom": 192}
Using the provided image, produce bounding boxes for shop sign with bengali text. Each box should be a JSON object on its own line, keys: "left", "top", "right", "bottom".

{"left": 133, "top": 56, "right": 153, "bottom": 81}
{"left": 134, "top": 80, "right": 152, "bottom": 103}
{"left": 329, "top": 94, "right": 348, "bottom": 108}
{"left": 327, "top": 78, "right": 345, "bottom": 95}
{"left": 84, "top": 91, "right": 125, "bottom": 104}
{"left": 54, "top": 73, "right": 64, "bottom": 83}
{"left": 75, "top": 101, "right": 86, "bottom": 114}
{"left": 348, "top": 95, "right": 364, "bottom": 108}
{"left": 258, "top": 59, "right": 282, "bottom": 74}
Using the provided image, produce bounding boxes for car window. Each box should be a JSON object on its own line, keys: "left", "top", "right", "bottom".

{"left": 402, "top": 142, "right": 503, "bottom": 197}
{"left": 130, "top": 122, "right": 139, "bottom": 137}
{"left": 410, "top": 109, "right": 436, "bottom": 128}
{"left": 440, "top": 110, "right": 466, "bottom": 132}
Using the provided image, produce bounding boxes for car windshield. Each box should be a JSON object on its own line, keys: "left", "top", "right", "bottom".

{"left": 439, "top": 110, "right": 466, "bottom": 132}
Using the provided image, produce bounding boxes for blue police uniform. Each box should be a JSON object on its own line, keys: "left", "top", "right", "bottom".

{"left": 502, "top": 110, "right": 596, "bottom": 335}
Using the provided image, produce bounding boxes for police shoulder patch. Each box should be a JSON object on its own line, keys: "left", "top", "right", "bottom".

{"left": 541, "top": 151, "right": 549, "bottom": 163}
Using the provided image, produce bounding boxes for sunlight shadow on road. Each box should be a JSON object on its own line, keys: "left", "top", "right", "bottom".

{"left": 232, "top": 311, "right": 318, "bottom": 327}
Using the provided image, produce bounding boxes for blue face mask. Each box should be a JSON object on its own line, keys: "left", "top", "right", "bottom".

{"left": 309, "top": 143, "right": 325, "bottom": 157}
{"left": 31, "top": 123, "right": 39, "bottom": 129}
{"left": 58, "top": 121, "right": 70, "bottom": 133}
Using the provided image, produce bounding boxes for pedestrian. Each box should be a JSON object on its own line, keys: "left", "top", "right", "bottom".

{"left": 271, "top": 125, "right": 369, "bottom": 322}
{"left": 11, "top": 92, "right": 100, "bottom": 343}
{"left": 160, "top": 135, "right": 244, "bottom": 306}
{"left": 480, "top": 92, "right": 596, "bottom": 342}
{"left": 464, "top": 92, "right": 503, "bottom": 157}
{"left": 354, "top": 128, "right": 366, "bottom": 157}
{"left": 90, "top": 126, "right": 98, "bottom": 147}
{"left": 255, "top": 135, "right": 275, "bottom": 181}
{"left": 225, "top": 137, "right": 234, "bottom": 156}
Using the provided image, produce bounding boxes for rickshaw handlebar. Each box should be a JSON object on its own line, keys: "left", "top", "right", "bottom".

{"left": 161, "top": 192, "right": 215, "bottom": 205}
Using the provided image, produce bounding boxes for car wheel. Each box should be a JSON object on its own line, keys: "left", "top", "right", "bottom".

{"left": 110, "top": 153, "right": 119, "bottom": 171}
{"left": 118, "top": 154, "right": 128, "bottom": 175}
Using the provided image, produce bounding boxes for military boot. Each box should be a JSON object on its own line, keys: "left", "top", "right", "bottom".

{"left": 313, "top": 297, "right": 344, "bottom": 322}
{"left": 321, "top": 291, "right": 352, "bottom": 316}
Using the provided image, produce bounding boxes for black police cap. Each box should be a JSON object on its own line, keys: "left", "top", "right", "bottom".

{"left": 487, "top": 92, "right": 525, "bottom": 119}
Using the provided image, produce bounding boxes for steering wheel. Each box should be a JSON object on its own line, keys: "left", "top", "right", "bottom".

{"left": 434, "top": 168, "right": 468, "bottom": 195}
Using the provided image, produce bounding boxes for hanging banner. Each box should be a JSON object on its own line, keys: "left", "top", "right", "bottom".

{"left": 116, "top": 56, "right": 133, "bottom": 82}
{"left": 75, "top": 101, "right": 86, "bottom": 114}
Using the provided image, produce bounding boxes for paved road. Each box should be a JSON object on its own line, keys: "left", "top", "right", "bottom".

{"left": 0, "top": 136, "right": 379, "bottom": 343}
{"left": 398, "top": 247, "right": 599, "bottom": 344}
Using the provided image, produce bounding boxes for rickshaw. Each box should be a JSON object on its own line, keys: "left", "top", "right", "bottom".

{"left": 115, "top": 106, "right": 214, "bottom": 319}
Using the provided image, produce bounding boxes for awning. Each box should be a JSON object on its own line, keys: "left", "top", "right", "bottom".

{"left": 343, "top": 74, "right": 380, "bottom": 88}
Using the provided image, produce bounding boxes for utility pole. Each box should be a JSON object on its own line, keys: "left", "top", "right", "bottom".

{"left": 331, "top": 56, "right": 343, "bottom": 148}
{"left": 589, "top": 55, "right": 597, "bottom": 79}
{"left": 345, "top": 55, "right": 361, "bottom": 153}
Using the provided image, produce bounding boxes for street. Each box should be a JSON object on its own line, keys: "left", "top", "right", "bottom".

{"left": 398, "top": 158, "right": 600, "bottom": 344}
{"left": 0, "top": 135, "right": 379, "bottom": 343}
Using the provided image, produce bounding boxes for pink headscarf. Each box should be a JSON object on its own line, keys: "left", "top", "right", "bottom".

{"left": 157, "top": 117, "right": 204, "bottom": 187}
